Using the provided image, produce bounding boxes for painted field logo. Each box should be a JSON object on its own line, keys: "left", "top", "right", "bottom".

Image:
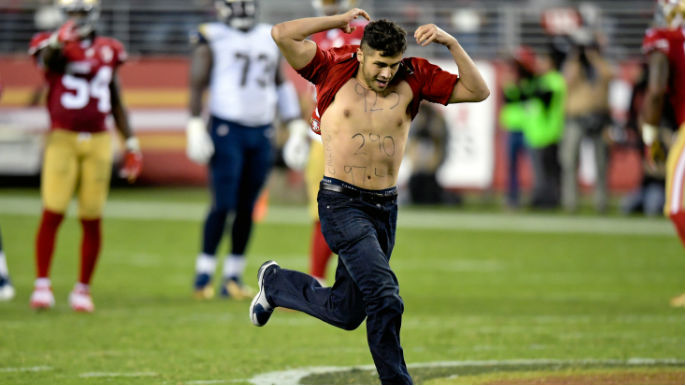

{"left": 249, "top": 358, "right": 685, "bottom": 385}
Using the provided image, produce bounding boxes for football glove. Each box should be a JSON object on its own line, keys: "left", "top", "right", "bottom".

{"left": 641, "top": 122, "right": 658, "bottom": 146}
{"left": 48, "top": 20, "right": 80, "bottom": 48}
{"left": 119, "top": 137, "right": 143, "bottom": 183}
{"left": 282, "top": 119, "right": 310, "bottom": 171}
{"left": 186, "top": 117, "right": 214, "bottom": 164}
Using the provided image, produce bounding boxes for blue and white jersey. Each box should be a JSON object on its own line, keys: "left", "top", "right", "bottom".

{"left": 194, "top": 22, "right": 280, "bottom": 127}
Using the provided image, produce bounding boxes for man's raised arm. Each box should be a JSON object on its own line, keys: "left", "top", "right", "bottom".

{"left": 271, "top": 8, "right": 370, "bottom": 70}
{"left": 414, "top": 24, "right": 490, "bottom": 103}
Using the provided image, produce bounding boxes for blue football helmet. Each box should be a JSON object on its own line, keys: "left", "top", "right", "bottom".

{"left": 215, "top": 0, "right": 258, "bottom": 31}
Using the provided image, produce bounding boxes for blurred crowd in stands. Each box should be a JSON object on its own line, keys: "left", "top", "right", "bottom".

{"left": 0, "top": 0, "right": 678, "bottom": 217}
{"left": 496, "top": 2, "right": 680, "bottom": 215}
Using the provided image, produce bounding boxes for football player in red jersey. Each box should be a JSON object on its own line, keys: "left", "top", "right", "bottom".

{"left": 282, "top": 0, "right": 367, "bottom": 286}
{"left": 641, "top": 0, "right": 685, "bottom": 307}
{"left": 28, "top": 0, "right": 142, "bottom": 312}
{"left": 0, "top": 79, "right": 13, "bottom": 302}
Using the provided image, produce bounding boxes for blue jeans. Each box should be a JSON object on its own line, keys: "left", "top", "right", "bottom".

{"left": 201, "top": 116, "right": 273, "bottom": 256}
{"left": 506, "top": 131, "right": 526, "bottom": 206}
{"left": 264, "top": 177, "right": 412, "bottom": 384}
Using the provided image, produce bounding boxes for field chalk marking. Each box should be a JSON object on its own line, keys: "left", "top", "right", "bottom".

{"left": 0, "top": 196, "right": 673, "bottom": 236}
{"left": 249, "top": 358, "right": 684, "bottom": 385}
{"left": 0, "top": 366, "right": 52, "bottom": 373}
{"left": 79, "top": 371, "right": 158, "bottom": 378}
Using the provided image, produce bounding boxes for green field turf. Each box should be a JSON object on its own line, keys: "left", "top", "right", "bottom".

{"left": 0, "top": 187, "right": 683, "bottom": 384}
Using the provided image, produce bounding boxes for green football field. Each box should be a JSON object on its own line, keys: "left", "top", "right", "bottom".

{"left": 0, "top": 187, "right": 683, "bottom": 384}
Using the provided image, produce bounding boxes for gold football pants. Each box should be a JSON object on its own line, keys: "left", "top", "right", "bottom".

{"left": 41, "top": 129, "right": 113, "bottom": 219}
{"left": 665, "top": 124, "right": 685, "bottom": 217}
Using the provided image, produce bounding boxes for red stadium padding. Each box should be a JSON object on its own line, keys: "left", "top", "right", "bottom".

{"left": 0, "top": 56, "right": 643, "bottom": 190}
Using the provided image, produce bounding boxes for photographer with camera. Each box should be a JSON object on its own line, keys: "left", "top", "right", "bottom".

{"left": 560, "top": 23, "right": 614, "bottom": 213}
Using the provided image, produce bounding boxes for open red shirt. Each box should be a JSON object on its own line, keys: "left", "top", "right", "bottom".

{"left": 296, "top": 44, "right": 459, "bottom": 134}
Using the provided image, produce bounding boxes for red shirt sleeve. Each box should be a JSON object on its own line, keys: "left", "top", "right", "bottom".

{"left": 296, "top": 44, "right": 334, "bottom": 85}
{"left": 411, "top": 57, "right": 459, "bottom": 105}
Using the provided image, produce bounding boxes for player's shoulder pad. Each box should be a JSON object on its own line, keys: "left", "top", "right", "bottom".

{"left": 190, "top": 22, "right": 215, "bottom": 45}
{"left": 28, "top": 31, "right": 52, "bottom": 55}
{"left": 642, "top": 27, "right": 671, "bottom": 55}
{"left": 97, "top": 36, "right": 128, "bottom": 63}
{"left": 98, "top": 36, "right": 125, "bottom": 51}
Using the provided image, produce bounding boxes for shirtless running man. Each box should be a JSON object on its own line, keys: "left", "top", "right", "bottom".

{"left": 250, "top": 8, "right": 489, "bottom": 384}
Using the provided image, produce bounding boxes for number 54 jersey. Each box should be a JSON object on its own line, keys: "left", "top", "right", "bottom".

{"left": 191, "top": 23, "right": 280, "bottom": 127}
{"left": 29, "top": 33, "right": 127, "bottom": 133}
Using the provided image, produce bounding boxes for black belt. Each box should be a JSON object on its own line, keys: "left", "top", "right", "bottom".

{"left": 320, "top": 178, "right": 397, "bottom": 202}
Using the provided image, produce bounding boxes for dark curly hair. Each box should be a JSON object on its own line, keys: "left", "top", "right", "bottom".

{"left": 361, "top": 19, "right": 407, "bottom": 57}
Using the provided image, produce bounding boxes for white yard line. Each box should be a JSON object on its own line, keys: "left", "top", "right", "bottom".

{"left": 79, "top": 371, "right": 158, "bottom": 378}
{"left": 0, "top": 196, "right": 673, "bottom": 236}
{"left": 248, "top": 358, "right": 685, "bottom": 385}
{"left": 0, "top": 366, "right": 52, "bottom": 373}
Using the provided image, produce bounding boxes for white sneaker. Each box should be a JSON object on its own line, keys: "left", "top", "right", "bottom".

{"left": 69, "top": 288, "right": 94, "bottom": 313}
{"left": 249, "top": 260, "right": 279, "bottom": 327}
{"left": 30, "top": 285, "right": 55, "bottom": 309}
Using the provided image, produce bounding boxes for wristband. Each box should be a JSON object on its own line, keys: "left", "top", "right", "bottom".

{"left": 125, "top": 136, "right": 140, "bottom": 152}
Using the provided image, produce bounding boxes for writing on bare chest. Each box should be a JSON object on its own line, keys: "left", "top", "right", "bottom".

{"left": 334, "top": 79, "right": 412, "bottom": 117}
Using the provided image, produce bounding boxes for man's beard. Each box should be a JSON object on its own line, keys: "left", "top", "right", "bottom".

{"left": 362, "top": 68, "right": 390, "bottom": 93}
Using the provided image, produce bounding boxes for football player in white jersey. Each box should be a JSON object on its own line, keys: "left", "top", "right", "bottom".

{"left": 0, "top": 226, "right": 15, "bottom": 301}
{"left": 187, "top": 0, "right": 308, "bottom": 300}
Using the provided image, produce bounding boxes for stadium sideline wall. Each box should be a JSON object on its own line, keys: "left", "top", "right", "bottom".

{"left": 0, "top": 55, "right": 641, "bottom": 191}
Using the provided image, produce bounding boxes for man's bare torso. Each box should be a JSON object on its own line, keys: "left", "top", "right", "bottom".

{"left": 320, "top": 78, "right": 414, "bottom": 190}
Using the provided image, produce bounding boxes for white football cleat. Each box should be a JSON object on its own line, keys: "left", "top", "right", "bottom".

{"left": 30, "top": 285, "right": 55, "bottom": 309}
{"left": 0, "top": 281, "right": 14, "bottom": 301}
{"left": 69, "top": 287, "right": 94, "bottom": 313}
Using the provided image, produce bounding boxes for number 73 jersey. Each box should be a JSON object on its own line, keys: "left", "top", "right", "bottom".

{"left": 192, "top": 23, "right": 280, "bottom": 127}
{"left": 29, "top": 33, "right": 127, "bottom": 133}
